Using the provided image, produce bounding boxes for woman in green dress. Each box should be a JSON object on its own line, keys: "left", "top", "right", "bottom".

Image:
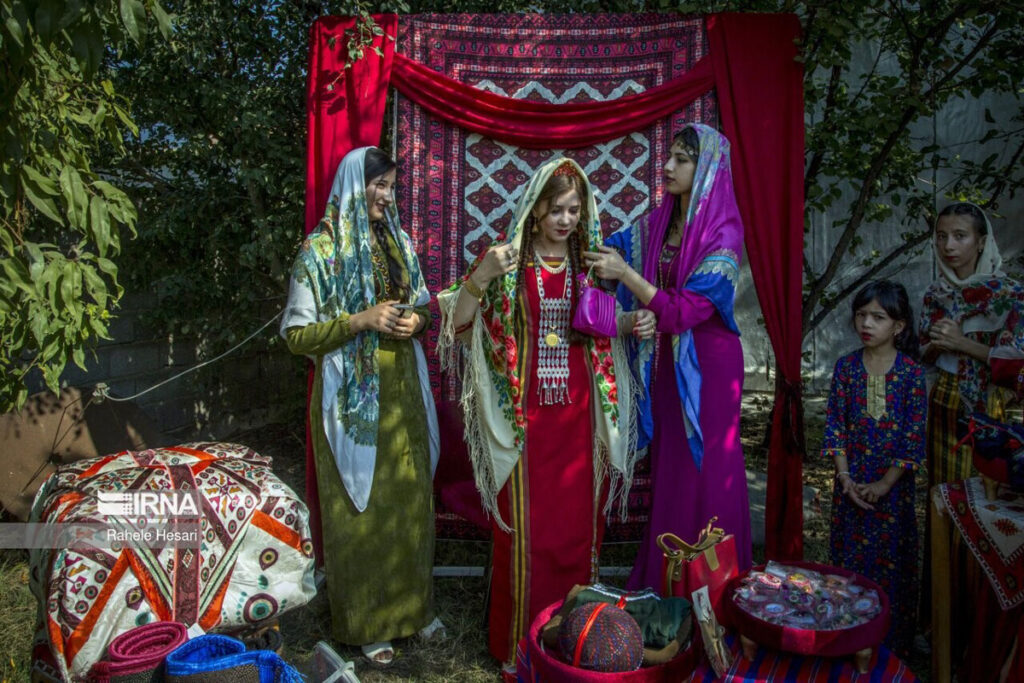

{"left": 281, "top": 147, "right": 443, "bottom": 664}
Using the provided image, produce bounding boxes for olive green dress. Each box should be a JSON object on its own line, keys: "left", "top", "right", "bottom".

{"left": 285, "top": 255, "right": 435, "bottom": 645}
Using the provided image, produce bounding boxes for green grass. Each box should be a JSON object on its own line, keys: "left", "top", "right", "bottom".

{"left": 0, "top": 549, "right": 34, "bottom": 682}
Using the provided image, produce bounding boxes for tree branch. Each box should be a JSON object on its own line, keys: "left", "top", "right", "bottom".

{"left": 987, "top": 137, "right": 1024, "bottom": 205}
{"left": 802, "top": 5, "right": 1005, "bottom": 336}
{"left": 807, "top": 226, "right": 932, "bottom": 331}
{"left": 804, "top": 63, "right": 843, "bottom": 197}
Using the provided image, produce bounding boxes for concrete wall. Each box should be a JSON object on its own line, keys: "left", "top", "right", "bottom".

{"left": 36, "top": 293, "right": 304, "bottom": 440}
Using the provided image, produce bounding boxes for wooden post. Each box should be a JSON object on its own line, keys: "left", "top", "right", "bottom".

{"left": 931, "top": 485, "right": 952, "bottom": 683}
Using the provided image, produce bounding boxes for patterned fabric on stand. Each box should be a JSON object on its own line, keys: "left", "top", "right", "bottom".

{"left": 29, "top": 443, "right": 316, "bottom": 681}
{"left": 938, "top": 478, "right": 1024, "bottom": 610}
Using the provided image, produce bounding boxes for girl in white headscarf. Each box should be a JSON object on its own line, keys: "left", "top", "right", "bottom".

{"left": 919, "top": 201, "right": 1024, "bottom": 485}
{"left": 281, "top": 147, "right": 442, "bottom": 665}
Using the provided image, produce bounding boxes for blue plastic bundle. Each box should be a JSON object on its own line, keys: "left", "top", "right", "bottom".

{"left": 164, "top": 634, "right": 303, "bottom": 683}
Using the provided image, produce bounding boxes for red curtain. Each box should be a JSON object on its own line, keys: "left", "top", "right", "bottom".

{"left": 391, "top": 52, "right": 714, "bottom": 149}
{"left": 304, "top": 15, "right": 397, "bottom": 234}
{"left": 304, "top": 13, "right": 805, "bottom": 559}
{"left": 708, "top": 13, "right": 806, "bottom": 560}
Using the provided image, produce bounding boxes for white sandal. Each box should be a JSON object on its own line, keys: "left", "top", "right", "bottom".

{"left": 417, "top": 616, "right": 447, "bottom": 642}
{"left": 361, "top": 641, "right": 394, "bottom": 665}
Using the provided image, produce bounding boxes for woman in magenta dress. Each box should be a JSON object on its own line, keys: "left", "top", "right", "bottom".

{"left": 586, "top": 123, "right": 752, "bottom": 589}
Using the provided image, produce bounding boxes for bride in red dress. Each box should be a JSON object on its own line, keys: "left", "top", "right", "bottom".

{"left": 438, "top": 157, "right": 641, "bottom": 669}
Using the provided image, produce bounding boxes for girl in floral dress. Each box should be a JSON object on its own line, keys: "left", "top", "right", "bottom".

{"left": 822, "top": 280, "right": 926, "bottom": 654}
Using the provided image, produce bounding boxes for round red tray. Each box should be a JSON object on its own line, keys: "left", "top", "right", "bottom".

{"left": 723, "top": 561, "right": 890, "bottom": 658}
{"left": 523, "top": 600, "right": 699, "bottom": 682}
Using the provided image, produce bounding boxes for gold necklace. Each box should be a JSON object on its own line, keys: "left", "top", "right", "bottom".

{"left": 533, "top": 247, "right": 568, "bottom": 275}
{"left": 657, "top": 243, "right": 679, "bottom": 290}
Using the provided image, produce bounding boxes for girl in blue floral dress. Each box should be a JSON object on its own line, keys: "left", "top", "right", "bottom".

{"left": 821, "top": 280, "right": 926, "bottom": 654}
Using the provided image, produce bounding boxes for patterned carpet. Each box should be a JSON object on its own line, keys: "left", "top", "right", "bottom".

{"left": 395, "top": 13, "right": 718, "bottom": 542}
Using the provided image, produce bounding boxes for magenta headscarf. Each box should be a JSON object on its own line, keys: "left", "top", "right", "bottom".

{"left": 607, "top": 123, "right": 743, "bottom": 468}
{"left": 642, "top": 123, "right": 744, "bottom": 316}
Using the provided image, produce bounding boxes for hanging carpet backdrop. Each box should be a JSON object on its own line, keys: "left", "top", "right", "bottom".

{"left": 304, "top": 12, "right": 805, "bottom": 559}
{"left": 395, "top": 13, "right": 715, "bottom": 542}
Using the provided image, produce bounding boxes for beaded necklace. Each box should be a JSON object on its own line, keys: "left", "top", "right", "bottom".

{"left": 533, "top": 249, "right": 572, "bottom": 405}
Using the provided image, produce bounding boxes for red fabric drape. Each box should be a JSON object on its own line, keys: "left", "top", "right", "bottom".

{"left": 391, "top": 52, "right": 715, "bottom": 149}
{"left": 707, "top": 13, "right": 806, "bottom": 560}
{"left": 304, "top": 12, "right": 806, "bottom": 558}
{"left": 304, "top": 15, "right": 397, "bottom": 234}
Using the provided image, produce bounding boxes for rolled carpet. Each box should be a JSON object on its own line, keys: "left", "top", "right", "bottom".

{"left": 164, "top": 634, "right": 304, "bottom": 683}
{"left": 91, "top": 621, "right": 189, "bottom": 683}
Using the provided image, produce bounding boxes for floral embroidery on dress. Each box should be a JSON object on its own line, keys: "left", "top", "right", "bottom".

{"left": 920, "top": 277, "right": 1024, "bottom": 412}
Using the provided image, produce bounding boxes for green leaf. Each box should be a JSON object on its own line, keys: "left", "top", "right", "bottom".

{"left": 70, "top": 19, "right": 104, "bottom": 77}
{"left": 21, "top": 169, "right": 64, "bottom": 224}
{"left": 0, "top": 223, "right": 14, "bottom": 253}
{"left": 96, "top": 257, "right": 118, "bottom": 279}
{"left": 81, "top": 264, "right": 109, "bottom": 308}
{"left": 59, "top": 165, "right": 89, "bottom": 229}
{"left": 113, "top": 104, "right": 138, "bottom": 137}
{"left": 59, "top": 261, "right": 75, "bottom": 310}
{"left": 1, "top": 257, "right": 34, "bottom": 297}
{"left": 119, "top": 0, "right": 141, "bottom": 43}
{"left": 89, "top": 195, "right": 111, "bottom": 257}
{"left": 24, "top": 241, "right": 45, "bottom": 279}
{"left": 22, "top": 165, "right": 58, "bottom": 195}
{"left": 4, "top": 15, "right": 25, "bottom": 49}
{"left": 151, "top": 1, "right": 173, "bottom": 41}
{"left": 93, "top": 180, "right": 127, "bottom": 202}
{"left": 34, "top": 0, "right": 57, "bottom": 44}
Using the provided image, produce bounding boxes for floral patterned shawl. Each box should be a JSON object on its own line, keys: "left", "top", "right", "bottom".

{"left": 437, "top": 157, "right": 638, "bottom": 529}
{"left": 281, "top": 147, "right": 438, "bottom": 511}
{"left": 919, "top": 203, "right": 1024, "bottom": 412}
{"left": 605, "top": 124, "right": 742, "bottom": 469}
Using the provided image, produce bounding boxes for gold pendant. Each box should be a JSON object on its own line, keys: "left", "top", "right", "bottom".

{"left": 544, "top": 332, "right": 560, "bottom": 347}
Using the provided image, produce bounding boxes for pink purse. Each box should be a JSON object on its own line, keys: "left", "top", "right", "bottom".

{"left": 572, "top": 268, "right": 617, "bottom": 338}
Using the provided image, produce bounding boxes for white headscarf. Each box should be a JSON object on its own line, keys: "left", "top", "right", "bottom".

{"left": 933, "top": 201, "right": 1003, "bottom": 288}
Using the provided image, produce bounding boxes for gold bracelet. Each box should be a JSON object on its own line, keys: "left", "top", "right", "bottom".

{"left": 462, "top": 277, "right": 485, "bottom": 301}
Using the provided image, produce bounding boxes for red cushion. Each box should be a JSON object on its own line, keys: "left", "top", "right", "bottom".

{"left": 973, "top": 450, "right": 1011, "bottom": 486}
{"left": 524, "top": 601, "right": 698, "bottom": 682}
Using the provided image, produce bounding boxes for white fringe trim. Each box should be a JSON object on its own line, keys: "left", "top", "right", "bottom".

{"left": 603, "top": 334, "right": 643, "bottom": 522}
{"left": 437, "top": 288, "right": 514, "bottom": 533}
